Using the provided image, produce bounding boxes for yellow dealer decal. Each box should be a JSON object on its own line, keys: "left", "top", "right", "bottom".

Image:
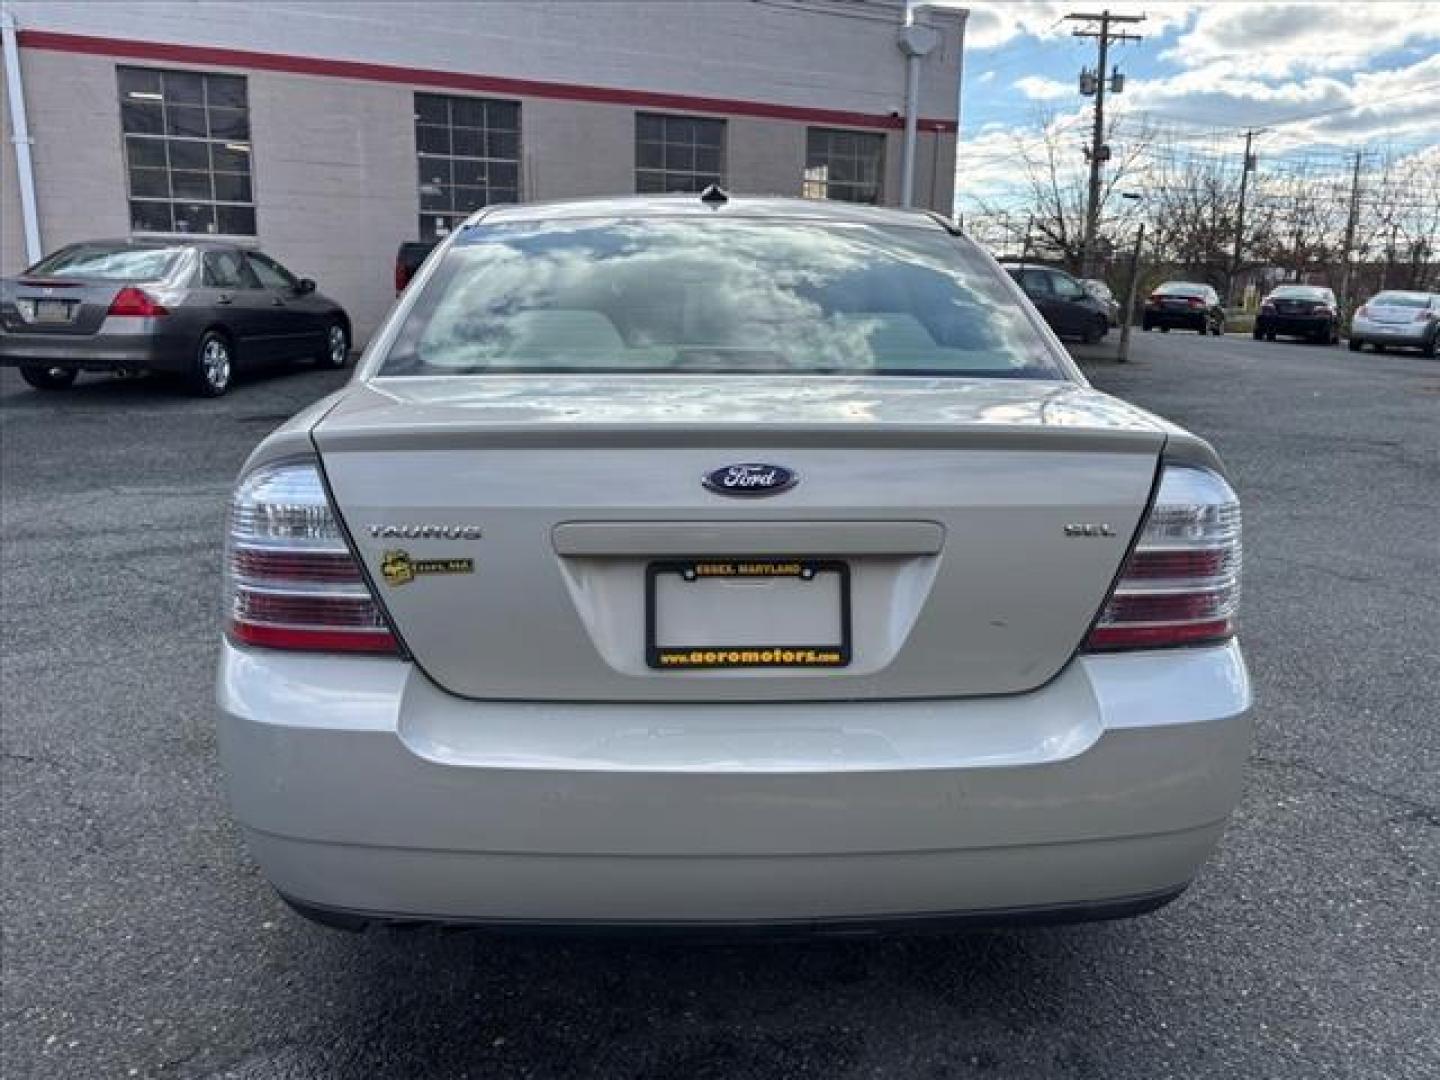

{"left": 380, "top": 549, "right": 473, "bottom": 587}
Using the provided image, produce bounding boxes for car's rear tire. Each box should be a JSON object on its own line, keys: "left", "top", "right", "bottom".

{"left": 188, "top": 330, "right": 233, "bottom": 397}
{"left": 1423, "top": 336, "right": 1437, "bottom": 359}
{"left": 317, "top": 322, "right": 349, "bottom": 369}
{"left": 1252, "top": 328, "right": 1263, "bottom": 341}
{"left": 18, "top": 364, "right": 78, "bottom": 391}
{"left": 1159, "top": 326, "right": 1170, "bottom": 333}
{"left": 1348, "top": 338, "right": 1363, "bottom": 352}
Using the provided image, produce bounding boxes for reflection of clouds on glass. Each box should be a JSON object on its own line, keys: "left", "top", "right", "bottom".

{"left": 392, "top": 219, "right": 1061, "bottom": 378}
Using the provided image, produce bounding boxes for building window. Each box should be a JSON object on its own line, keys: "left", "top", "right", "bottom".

{"left": 803, "top": 128, "right": 885, "bottom": 205}
{"left": 635, "top": 113, "right": 725, "bottom": 194}
{"left": 415, "top": 93, "right": 521, "bottom": 240}
{"left": 117, "top": 66, "right": 255, "bottom": 235}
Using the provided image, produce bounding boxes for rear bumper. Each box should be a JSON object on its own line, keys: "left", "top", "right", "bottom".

{"left": 216, "top": 640, "right": 1252, "bottom": 926}
{"left": 1349, "top": 320, "right": 1430, "bottom": 347}
{"left": 0, "top": 321, "right": 191, "bottom": 372}
{"left": 1256, "top": 314, "right": 1333, "bottom": 336}
{"left": 1143, "top": 310, "right": 1207, "bottom": 330}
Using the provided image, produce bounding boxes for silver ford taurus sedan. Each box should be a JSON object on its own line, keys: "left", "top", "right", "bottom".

{"left": 218, "top": 193, "right": 1250, "bottom": 932}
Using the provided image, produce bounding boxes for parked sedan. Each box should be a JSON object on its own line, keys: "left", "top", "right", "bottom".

{"left": 1005, "top": 264, "right": 1110, "bottom": 343}
{"left": 1348, "top": 291, "right": 1439, "bottom": 357}
{"left": 1143, "top": 282, "right": 1225, "bottom": 335}
{"left": 1254, "top": 284, "right": 1340, "bottom": 344}
{"left": 0, "top": 240, "right": 350, "bottom": 396}
{"left": 1081, "top": 278, "right": 1121, "bottom": 327}
{"left": 218, "top": 194, "right": 1250, "bottom": 933}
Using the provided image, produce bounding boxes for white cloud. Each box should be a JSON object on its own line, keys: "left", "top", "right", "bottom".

{"left": 1113, "top": 50, "right": 1440, "bottom": 147}
{"left": 976, "top": 70, "right": 996, "bottom": 84}
{"left": 1013, "top": 75, "right": 1071, "bottom": 101}
{"left": 939, "top": 1, "right": 1195, "bottom": 51}
{"left": 1163, "top": 1, "right": 1440, "bottom": 77}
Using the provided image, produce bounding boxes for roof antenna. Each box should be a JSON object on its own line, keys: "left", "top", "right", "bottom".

{"left": 699, "top": 184, "right": 729, "bottom": 207}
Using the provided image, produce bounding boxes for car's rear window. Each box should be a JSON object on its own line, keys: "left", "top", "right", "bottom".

{"left": 26, "top": 244, "right": 182, "bottom": 282}
{"left": 1370, "top": 293, "right": 1429, "bottom": 309}
{"left": 1155, "top": 282, "right": 1208, "bottom": 297}
{"left": 1271, "top": 286, "right": 1329, "bottom": 300}
{"left": 379, "top": 219, "right": 1069, "bottom": 380}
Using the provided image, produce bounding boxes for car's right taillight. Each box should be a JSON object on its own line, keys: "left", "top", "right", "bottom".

{"left": 1085, "top": 465, "right": 1241, "bottom": 651}
{"left": 226, "top": 459, "right": 399, "bottom": 654}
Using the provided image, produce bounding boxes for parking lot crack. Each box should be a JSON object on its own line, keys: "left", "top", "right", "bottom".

{"left": 1251, "top": 752, "right": 1439, "bottom": 821}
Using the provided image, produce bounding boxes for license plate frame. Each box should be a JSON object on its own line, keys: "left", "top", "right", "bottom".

{"left": 645, "top": 558, "right": 852, "bottom": 670}
{"left": 34, "top": 299, "right": 76, "bottom": 324}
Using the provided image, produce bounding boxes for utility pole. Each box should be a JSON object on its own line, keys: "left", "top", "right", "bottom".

{"left": 1228, "top": 128, "right": 1265, "bottom": 307}
{"left": 1068, "top": 10, "right": 1144, "bottom": 278}
{"left": 1337, "top": 149, "right": 1365, "bottom": 314}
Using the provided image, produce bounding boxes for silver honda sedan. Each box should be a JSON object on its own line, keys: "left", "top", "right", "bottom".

{"left": 217, "top": 194, "right": 1250, "bottom": 932}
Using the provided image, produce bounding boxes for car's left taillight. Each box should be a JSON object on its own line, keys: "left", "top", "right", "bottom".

{"left": 226, "top": 459, "right": 399, "bottom": 654}
{"left": 1084, "top": 464, "right": 1241, "bottom": 651}
{"left": 107, "top": 286, "right": 168, "bottom": 318}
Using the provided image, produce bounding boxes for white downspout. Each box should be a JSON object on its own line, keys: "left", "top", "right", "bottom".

{"left": 897, "top": 5, "right": 939, "bottom": 210}
{"left": 1, "top": 3, "right": 42, "bottom": 264}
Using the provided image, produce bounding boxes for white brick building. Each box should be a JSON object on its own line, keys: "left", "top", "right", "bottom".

{"left": 1, "top": 0, "right": 966, "bottom": 342}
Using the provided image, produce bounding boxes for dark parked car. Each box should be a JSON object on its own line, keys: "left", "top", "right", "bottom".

{"left": 1005, "top": 265, "right": 1110, "bottom": 343}
{"left": 1254, "top": 284, "right": 1339, "bottom": 344}
{"left": 0, "top": 240, "right": 350, "bottom": 396}
{"left": 1142, "top": 282, "right": 1225, "bottom": 335}
{"left": 395, "top": 240, "right": 439, "bottom": 294}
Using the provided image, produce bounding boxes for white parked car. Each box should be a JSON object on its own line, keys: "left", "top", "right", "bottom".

{"left": 1348, "top": 291, "right": 1440, "bottom": 356}
{"left": 218, "top": 194, "right": 1250, "bottom": 932}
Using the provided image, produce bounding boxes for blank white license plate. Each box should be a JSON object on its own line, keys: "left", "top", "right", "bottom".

{"left": 35, "top": 299, "right": 75, "bottom": 323}
{"left": 646, "top": 559, "right": 851, "bottom": 669}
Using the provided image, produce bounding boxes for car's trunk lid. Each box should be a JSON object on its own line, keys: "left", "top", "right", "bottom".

{"left": 315, "top": 376, "right": 1166, "bottom": 701}
{"left": 1367, "top": 303, "right": 1423, "bottom": 324}
{"left": 0, "top": 277, "right": 129, "bottom": 336}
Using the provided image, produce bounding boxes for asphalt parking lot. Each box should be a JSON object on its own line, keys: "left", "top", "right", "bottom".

{"left": 2, "top": 333, "right": 1437, "bottom": 1080}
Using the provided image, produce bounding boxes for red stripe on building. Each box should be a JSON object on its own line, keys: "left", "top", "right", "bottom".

{"left": 17, "top": 30, "right": 958, "bottom": 134}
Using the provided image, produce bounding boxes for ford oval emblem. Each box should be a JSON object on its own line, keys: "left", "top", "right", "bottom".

{"left": 702, "top": 463, "right": 798, "bottom": 497}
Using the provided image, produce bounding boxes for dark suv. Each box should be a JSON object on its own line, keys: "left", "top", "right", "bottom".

{"left": 1005, "top": 265, "right": 1110, "bottom": 343}
{"left": 1142, "top": 282, "right": 1225, "bottom": 336}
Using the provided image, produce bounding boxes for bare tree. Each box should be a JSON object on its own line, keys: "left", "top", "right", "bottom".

{"left": 1248, "top": 163, "right": 1346, "bottom": 284}
{"left": 1004, "top": 109, "right": 1153, "bottom": 274}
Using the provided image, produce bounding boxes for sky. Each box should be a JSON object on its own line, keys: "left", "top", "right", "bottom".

{"left": 935, "top": 1, "right": 1440, "bottom": 212}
